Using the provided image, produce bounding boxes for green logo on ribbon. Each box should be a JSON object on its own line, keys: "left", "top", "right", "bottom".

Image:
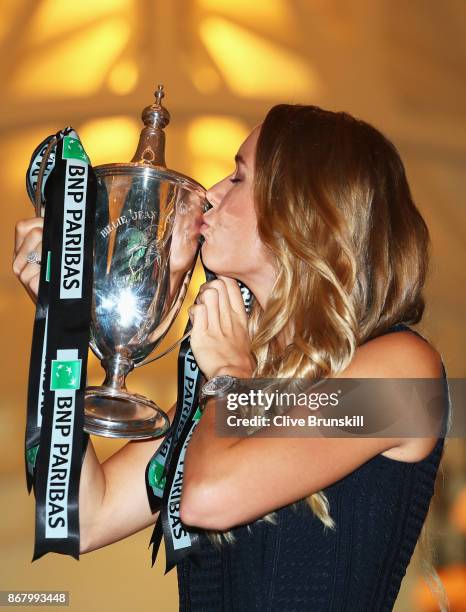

{"left": 148, "top": 459, "right": 166, "bottom": 490}
{"left": 26, "top": 444, "right": 39, "bottom": 469}
{"left": 50, "top": 359, "right": 82, "bottom": 391}
{"left": 62, "top": 136, "right": 90, "bottom": 163}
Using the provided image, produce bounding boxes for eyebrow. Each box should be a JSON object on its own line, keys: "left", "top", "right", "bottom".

{"left": 235, "top": 154, "right": 246, "bottom": 165}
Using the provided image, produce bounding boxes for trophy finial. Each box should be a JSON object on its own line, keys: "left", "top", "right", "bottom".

{"left": 154, "top": 84, "right": 164, "bottom": 106}
{"left": 131, "top": 84, "right": 170, "bottom": 167}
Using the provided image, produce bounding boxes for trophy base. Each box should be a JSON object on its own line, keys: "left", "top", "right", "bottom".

{"left": 84, "top": 386, "right": 171, "bottom": 439}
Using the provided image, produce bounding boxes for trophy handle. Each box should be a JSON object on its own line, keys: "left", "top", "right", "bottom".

{"left": 135, "top": 329, "right": 192, "bottom": 368}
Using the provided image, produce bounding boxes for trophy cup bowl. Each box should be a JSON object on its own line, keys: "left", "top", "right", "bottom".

{"left": 84, "top": 164, "right": 206, "bottom": 439}
{"left": 82, "top": 84, "right": 207, "bottom": 439}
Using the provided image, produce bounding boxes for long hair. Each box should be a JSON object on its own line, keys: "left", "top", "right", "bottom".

{"left": 206, "top": 104, "right": 448, "bottom": 609}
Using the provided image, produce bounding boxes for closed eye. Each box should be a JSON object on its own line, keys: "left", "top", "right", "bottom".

{"left": 229, "top": 177, "right": 242, "bottom": 184}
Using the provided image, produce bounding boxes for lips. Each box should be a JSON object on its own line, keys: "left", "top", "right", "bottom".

{"left": 199, "top": 216, "right": 211, "bottom": 234}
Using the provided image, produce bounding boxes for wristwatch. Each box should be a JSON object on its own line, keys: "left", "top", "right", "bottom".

{"left": 199, "top": 374, "right": 239, "bottom": 406}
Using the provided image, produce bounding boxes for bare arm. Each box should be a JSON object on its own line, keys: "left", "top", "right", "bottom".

{"left": 181, "top": 331, "right": 443, "bottom": 531}
{"left": 80, "top": 402, "right": 176, "bottom": 553}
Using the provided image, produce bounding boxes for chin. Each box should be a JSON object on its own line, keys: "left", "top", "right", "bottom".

{"left": 200, "top": 247, "right": 233, "bottom": 278}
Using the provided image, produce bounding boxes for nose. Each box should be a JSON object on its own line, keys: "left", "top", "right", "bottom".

{"left": 203, "top": 188, "right": 218, "bottom": 219}
{"left": 206, "top": 175, "right": 228, "bottom": 209}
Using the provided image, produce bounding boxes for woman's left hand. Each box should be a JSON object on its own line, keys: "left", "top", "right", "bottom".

{"left": 188, "top": 275, "right": 255, "bottom": 380}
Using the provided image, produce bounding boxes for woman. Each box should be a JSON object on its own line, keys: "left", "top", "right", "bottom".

{"left": 13, "top": 104, "right": 449, "bottom": 611}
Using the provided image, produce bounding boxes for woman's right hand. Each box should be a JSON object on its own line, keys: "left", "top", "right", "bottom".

{"left": 13, "top": 217, "right": 44, "bottom": 303}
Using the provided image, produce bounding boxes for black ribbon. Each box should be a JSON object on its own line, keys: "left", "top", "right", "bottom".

{"left": 25, "top": 128, "right": 96, "bottom": 560}
{"left": 146, "top": 271, "right": 254, "bottom": 572}
{"left": 25, "top": 127, "right": 71, "bottom": 490}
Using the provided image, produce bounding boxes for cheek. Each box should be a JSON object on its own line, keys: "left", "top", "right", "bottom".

{"left": 223, "top": 200, "right": 258, "bottom": 252}
{"left": 201, "top": 185, "right": 264, "bottom": 273}
{"left": 223, "top": 185, "right": 256, "bottom": 229}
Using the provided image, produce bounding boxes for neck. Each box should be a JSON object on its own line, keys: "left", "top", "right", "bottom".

{"left": 237, "top": 263, "right": 294, "bottom": 352}
{"left": 238, "top": 261, "right": 276, "bottom": 310}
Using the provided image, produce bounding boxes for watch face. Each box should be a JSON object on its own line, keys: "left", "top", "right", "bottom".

{"left": 203, "top": 375, "right": 236, "bottom": 396}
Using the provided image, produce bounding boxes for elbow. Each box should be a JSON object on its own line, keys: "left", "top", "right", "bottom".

{"left": 79, "top": 521, "right": 100, "bottom": 554}
{"left": 79, "top": 529, "right": 92, "bottom": 554}
{"left": 180, "top": 478, "right": 236, "bottom": 532}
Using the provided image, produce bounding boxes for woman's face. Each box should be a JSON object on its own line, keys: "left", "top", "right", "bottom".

{"left": 200, "top": 125, "right": 275, "bottom": 287}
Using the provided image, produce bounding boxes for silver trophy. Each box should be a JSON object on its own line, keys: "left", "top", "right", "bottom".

{"left": 84, "top": 85, "right": 207, "bottom": 439}
{"left": 34, "top": 85, "right": 208, "bottom": 440}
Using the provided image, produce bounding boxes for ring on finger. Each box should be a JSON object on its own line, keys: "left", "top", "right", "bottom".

{"left": 26, "top": 250, "right": 41, "bottom": 265}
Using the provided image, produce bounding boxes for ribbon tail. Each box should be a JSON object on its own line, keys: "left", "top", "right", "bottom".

{"left": 150, "top": 517, "right": 163, "bottom": 567}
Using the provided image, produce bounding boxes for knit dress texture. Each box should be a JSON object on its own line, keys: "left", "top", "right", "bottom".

{"left": 177, "top": 323, "right": 449, "bottom": 611}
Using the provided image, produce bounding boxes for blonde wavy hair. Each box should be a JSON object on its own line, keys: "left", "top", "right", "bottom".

{"left": 206, "top": 104, "right": 449, "bottom": 609}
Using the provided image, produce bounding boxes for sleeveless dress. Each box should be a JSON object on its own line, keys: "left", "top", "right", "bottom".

{"left": 177, "top": 323, "right": 450, "bottom": 611}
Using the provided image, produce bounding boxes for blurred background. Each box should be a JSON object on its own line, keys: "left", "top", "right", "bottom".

{"left": 1, "top": 0, "right": 465, "bottom": 610}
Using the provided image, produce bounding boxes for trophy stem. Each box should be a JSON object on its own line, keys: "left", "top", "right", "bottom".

{"left": 84, "top": 353, "right": 170, "bottom": 439}
{"left": 101, "top": 354, "right": 133, "bottom": 391}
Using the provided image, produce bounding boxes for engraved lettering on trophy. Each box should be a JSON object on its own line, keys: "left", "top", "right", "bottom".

{"left": 99, "top": 214, "right": 128, "bottom": 238}
{"left": 129, "top": 208, "right": 158, "bottom": 222}
{"left": 99, "top": 209, "right": 161, "bottom": 239}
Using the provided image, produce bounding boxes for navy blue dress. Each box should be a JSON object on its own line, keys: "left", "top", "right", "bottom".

{"left": 177, "top": 324, "right": 449, "bottom": 611}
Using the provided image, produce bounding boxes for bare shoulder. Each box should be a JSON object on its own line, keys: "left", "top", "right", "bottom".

{"left": 337, "top": 328, "right": 443, "bottom": 462}
{"left": 342, "top": 328, "right": 443, "bottom": 379}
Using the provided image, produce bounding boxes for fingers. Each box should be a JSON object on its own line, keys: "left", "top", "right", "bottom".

{"left": 13, "top": 218, "right": 43, "bottom": 303}
{"left": 15, "top": 217, "right": 43, "bottom": 255}
{"left": 13, "top": 229, "right": 43, "bottom": 277}
{"left": 23, "top": 270, "right": 40, "bottom": 304}
{"left": 197, "top": 279, "right": 233, "bottom": 333}
{"left": 194, "top": 286, "right": 223, "bottom": 335}
{"left": 217, "top": 275, "right": 248, "bottom": 325}
{"left": 18, "top": 251, "right": 41, "bottom": 285}
{"left": 188, "top": 303, "right": 208, "bottom": 334}
{"left": 195, "top": 276, "right": 248, "bottom": 332}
